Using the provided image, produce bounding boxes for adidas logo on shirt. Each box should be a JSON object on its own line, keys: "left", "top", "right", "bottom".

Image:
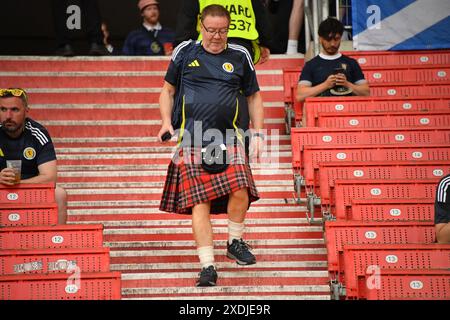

{"left": 188, "top": 59, "right": 200, "bottom": 67}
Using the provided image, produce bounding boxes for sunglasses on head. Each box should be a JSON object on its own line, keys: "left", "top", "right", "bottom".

{"left": 0, "top": 88, "right": 28, "bottom": 102}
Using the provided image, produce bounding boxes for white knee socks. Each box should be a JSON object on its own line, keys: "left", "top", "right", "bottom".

{"left": 197, "top": 246, "right": 215, "bottom": 269}
{"left": 228, "top": 219, "right": 245, "bottom": 244}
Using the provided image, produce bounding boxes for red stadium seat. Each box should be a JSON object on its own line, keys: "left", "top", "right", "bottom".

{"left": 283, "top": 67, "right": 302, "bottom": 131}
{"left": 364, "top": 269, "right": 450, "bottom": 300}
{"left": 368, "top": 82, "right": 450, "bottom": 97}
{"left": 345, "top": 49, "right": 450, "bottom": 67}
{"left": 350, "top": 198, "right": 434, "bottom": 222}
{"left": 342, "top": 243, "right": 450, "bottom": 299}
{"left": 333, "top": 179, "right": 439, "bottom": 219}
{"left": 0, "top": 203, "right": 58, "bottom": 227}
{"left": 283, "top": 67, "right": 301, "bottom": 105}
{"left": 0, "top": 183, "right": 55, "bottom": 205}
{"left": 293, "top": 144, "right": 450, "bottom": 217}
{"left": 292, "top": 83, "right": 450, "bottom": 123}
{"left": 362, "top": 65, "right": 450, "bottom": 84}
{"left": 318, "top": 160, "right": 450, "bottom": 211}
{"left": 304, "top": 96, "right": 450, "bottom": 127}
{"left": 0, "top": 248, "right": 111, "bottom": 275}
{"left": 291, "top": 126, "right": 450, "bottom": 171}
{"left": 324, "top": 220, "right": 435, "bottom": 275}
{"left": 313, "top": 110, "right": 450, "bottom": 128}
{"left": 0, "top": 272, "right": 122, "bottom": 300}
{"left": 0, "top": 224, "right": 104, "bottom": 250}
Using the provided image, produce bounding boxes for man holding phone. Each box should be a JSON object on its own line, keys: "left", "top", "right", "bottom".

{"left": 296, "top": 17, "right": 369, "bottom": 102}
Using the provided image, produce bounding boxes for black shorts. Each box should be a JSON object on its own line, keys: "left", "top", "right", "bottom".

{"left": 435, "top": 201, "right": 450, "bottom": 224}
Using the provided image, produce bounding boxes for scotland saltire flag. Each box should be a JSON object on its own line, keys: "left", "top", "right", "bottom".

{"left": 352, "top": 0, "right": 450, "bottom": 51}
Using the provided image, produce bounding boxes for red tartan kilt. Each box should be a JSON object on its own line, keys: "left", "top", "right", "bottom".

{"left": 159, "top": 145, "right": 260, "bottom": 214}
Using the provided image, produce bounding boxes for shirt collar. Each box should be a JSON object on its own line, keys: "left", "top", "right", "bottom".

{"left": 143, "top": 22, "right": 162, "bottom": 32}
{"left": 319, "top": 52, "right": 342, "bottom": 60}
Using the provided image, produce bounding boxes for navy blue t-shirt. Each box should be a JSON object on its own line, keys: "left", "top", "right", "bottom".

{"left": 165, "top": 40, "right": 260, "bottom": 146}
{"left": 0, "top": 118, "right": 56, "bottom": 179}
{"left": 299, "top": 53, "right": 367, "bottom": 96}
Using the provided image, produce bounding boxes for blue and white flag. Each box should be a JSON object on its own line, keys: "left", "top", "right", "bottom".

{"left": 352, "top": 0, "right": 450, "bottom": 51}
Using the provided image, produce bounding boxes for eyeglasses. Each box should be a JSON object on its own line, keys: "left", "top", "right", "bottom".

{"left": 0, "top": 88, "right": 27, "bottom": 100}
{"left": 201, "top": 21, "right": 228, "bottom": 37}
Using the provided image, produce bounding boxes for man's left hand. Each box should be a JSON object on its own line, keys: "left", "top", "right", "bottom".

{"left": 249, "top": 136, "right": 264, "bottom": 162}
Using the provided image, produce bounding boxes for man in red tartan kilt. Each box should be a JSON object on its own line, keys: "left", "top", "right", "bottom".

{"left": 157, "top": 4, "right": 265, "bottom": 287}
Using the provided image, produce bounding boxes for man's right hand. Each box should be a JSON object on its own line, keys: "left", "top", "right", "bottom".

{"left": 0, "top": 168, "right": 17, "bottom": 185}
{"left": 325, "top": 74, "right": 337, "bottom": 89}
{"left": 157, "top": 124, "right": 175, "bottom": 143}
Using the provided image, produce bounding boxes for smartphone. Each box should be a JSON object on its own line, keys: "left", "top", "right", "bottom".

{"left": 333, "top": 67, "right": 345, "bottom": 75}
{"left": 161, "top": 131, "right": 172, "bottom": 141}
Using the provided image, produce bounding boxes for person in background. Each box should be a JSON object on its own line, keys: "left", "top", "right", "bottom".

{"left": 158, "top": 5, "right": 265, "bottom": 287}
{"left": 51, "top": 0, "right": 109, "bottom": 56}
{"left": 175, "top": 0, "right": 274, "bottom": 64}
{"left": 0, "top": 88, "right": 67, "bottom": 224}
{"left": 297, "top": 17, "right": 369, "bottom": 101}
{"left": 435, "top": 174, "right": 450, "bottom": 243}
{"left": 285, "top": 0, "right": 304, "bottom": 54}
{"left": 122, "top": 0, "right": 175, "bottom": 56}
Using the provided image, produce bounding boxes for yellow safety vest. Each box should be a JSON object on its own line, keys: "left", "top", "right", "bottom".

{"left": 197, "top": 0, "right": 259, "bottom": 40}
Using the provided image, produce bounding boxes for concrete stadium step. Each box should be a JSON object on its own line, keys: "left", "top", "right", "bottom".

{"left": 122, "top": 284, "right": 330, "bottom": 300}
{"left": 56, "top": 158, "right": 293, "bottom": 167}
{"left": 52, "top": 134, "right": 293, "bottom": 148}
{"left": 67, "top": 210, "right": 321, "bottom": 224}
{"left": 29, "top": 102, "right": 286, "bottom": 120}
{"left": 110, "top": 248, "right": 326, "bottom": 262}
{"left": 59, "top": 180, "right": 293, "bottom": 190}
{"left": 0, "top": 70, "right": 283, "bottom": 87}
{"left": 0, "top": 55, "right": 302, "bottom": 72}
{"left": 125, "top": 293, "right": 331, "bottom": 300}
{"left": 24, "top": 89, "right": 284, "bottom": 105}
{"left": 105, "top": 238, "right": 324, "bottom": 249}
{"left": 102, "top": 225, "right": 324, "bottom": 242}
{"left": 120, "top": 270, "right": 329, "bottom": 288}
{"left": 70, "top": 217, "right": 313, "bottom": 227}
{"left": 111, "top": 260, "right": 327, "bottom": 272}
{"left": 57, "top": 162, "right": 293, "bottom": 171}
{"left": 65, "top": 191, "right": 302, "bottom": 203}
{"left": 44, "top": 123, "right": 286, "bottom": 138}
{"left": 66, "top": 197, "right": 298, "bottom": 208}
{"left": 54, "top": 144, "right": 292, "bottom": 154}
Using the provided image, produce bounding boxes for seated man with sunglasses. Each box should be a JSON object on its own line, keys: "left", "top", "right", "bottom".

{"left": 0, "top": 88, "right": 68, "bottom": 224}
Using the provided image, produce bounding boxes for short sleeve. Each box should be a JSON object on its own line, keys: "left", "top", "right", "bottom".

{"left": 164, "top": 40, "right": 192, "bottom": 85}
{"left": 299, "top": 61, "right": 313, "bottom": 86}
{"left": 349, "top": 58, "right": 366, "bottom": 83}
{"left": 36, "top": 137, "right": 57, "bottom": 166}
{"left": 241, "top": 50, "right": 260, "bottom": 97}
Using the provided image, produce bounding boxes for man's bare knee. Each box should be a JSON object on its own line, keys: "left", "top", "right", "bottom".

{"left": 230, "top": 188, "right": 249, "bottom": 204}
{"left": 436, "top": 223, "right": 450, "bottom": 244}
{"left": 228, "top": 188, "right": 249, "bottom": 218}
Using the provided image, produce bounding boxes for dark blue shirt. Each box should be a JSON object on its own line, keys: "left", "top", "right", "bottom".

{"left": 299, "top": 53, "right": 367, "bottom": 96}
{"left": 165, "top": 40, "right": 259, "bottom": 146}
{"left": 122, "top": 26, "right": 175, "bottom": 56}
{"left": 0, "top": 118, "right": 56, "bottom": 179}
